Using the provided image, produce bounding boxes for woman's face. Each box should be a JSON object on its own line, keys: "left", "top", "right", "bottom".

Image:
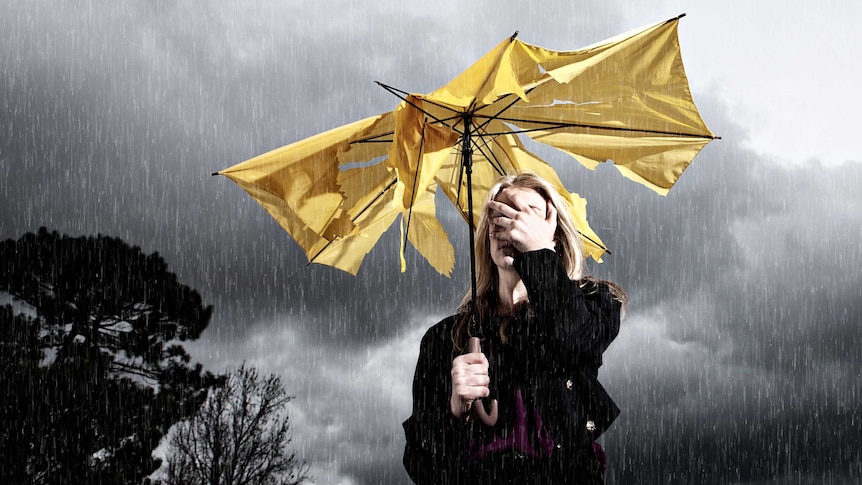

{"left": 488, "top": 187, "right": 549, "bottom": 270}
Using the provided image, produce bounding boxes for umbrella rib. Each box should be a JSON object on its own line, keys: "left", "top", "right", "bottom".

{"left": 454, "top": 144, "right": 466, "bottom": 211}
{"left": 429, "top": 113, "right": 466, "bottom": 133}
{"left": 350, "top": 119, "right": 717, "bottom": 146}
{"left": 478, "top": 116, "right": 718, "bottom": 139}
{"left": 401, "top": 119, "right": 430, "bottom": 264}
{"left": 352, "top": 112, "right": 466, "bottom": 146}
{"left": 470, "top": 127, "right": 509, "bottom": 178}
{"left": 472, "top": 88, "right": 535, "bottom": 134}
{"left": 377, "top": 82, "right": 467, "bottom": 120}
{"left": 577, "top": 230, "right": 610, "bottom": 254}
{"left": 376, "top": 82, "right": 463, "bottom": 128}
{"left": 307, "top": 176, "right": 399, "bottom": 265}
{"left": 215, "top": 173, "right": 403, "bottom": 265}
{"left": 353, "top": 132, "right": 395, "bottom": 143}
{"left": 378, "top": 82, "right": 517, "bottom": 140}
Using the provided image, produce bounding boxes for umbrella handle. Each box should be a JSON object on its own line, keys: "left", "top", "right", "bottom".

{"left": 468, "top": 337, "right": 498, "bottom": 426}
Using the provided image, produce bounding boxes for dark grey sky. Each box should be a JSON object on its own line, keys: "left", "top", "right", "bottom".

{"left": 2, "top": 1, "right": 861, "bottom": 483}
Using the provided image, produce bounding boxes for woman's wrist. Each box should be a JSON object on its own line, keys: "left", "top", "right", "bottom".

{"left": 450, "top": 394, "right": 465, "bottom": 418}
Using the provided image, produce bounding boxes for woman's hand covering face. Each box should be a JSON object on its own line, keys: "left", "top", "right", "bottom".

{"left": 488, "top": 187, "right": 557, "bottom": 255}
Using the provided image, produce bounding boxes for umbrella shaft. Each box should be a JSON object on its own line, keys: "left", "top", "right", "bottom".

{"left": 463, "top": 112, "right": 479, "bottom": 335}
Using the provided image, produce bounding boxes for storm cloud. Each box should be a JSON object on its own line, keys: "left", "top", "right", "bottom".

{"left": 2, "top": 1, "right": 860, "bottom": 483}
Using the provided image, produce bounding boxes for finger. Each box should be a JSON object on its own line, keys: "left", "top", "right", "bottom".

{"left": 453, "top": 367, "right": 490, "bottom": 381}
{"left": 453, "top": 376, "right": 490, "bottom": 391}
{"left": 468, "top": 386, "right": 491, "bottom": 399}
{"left": 454, "top": 352, "right": 489, "bottom": 366}
{"left": 458, "top": 378, "right": 491, "bottom": 393}
{"left": 471, "top": 353, "right": 490, "bottom": 367}
{"left": 469, "top": 375, "right": 491, "bottom": 387}
{"left": 487, "top": 200, "right": 518, "bottom": 218}
{"left": 491, "top": 229, "right": 511, "bottom": 242}
{"left": 464, "top": 363, "right": 489, "bottom": 376}
{"left": 546, "top": 200, "right": 557, "bottom": 223}
{"left": 454, "top": 352, "right": 485, "bottom": 363}
{"left": 504, "top": 191, "right": 533, "bottom": 213}
{"left": 460, "top": 387, "right": 490, "bottom": 401}
{"left": 453, "top": 379, "right": 490, "bottom": 398}
{"left": 503, "top": 189, "right": 547, "bottom": 217}
{"left": 490, "top": 216, "right": 513, "bottom": 230}
{"left": 452, "top": 367, "right": 488, "bottom": 382}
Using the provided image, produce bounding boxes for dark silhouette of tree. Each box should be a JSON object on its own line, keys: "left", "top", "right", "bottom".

{"left": 0, "top": 305, "right": 42, "bottom": 484}
{"left": 162, "top": 363, "right": 309, "bottom": 485}
{"left": 0, "top": 228, "right": 221, "bottom": 484}
{"left": 0, "top": 227, "right": 211, "bottom": 379}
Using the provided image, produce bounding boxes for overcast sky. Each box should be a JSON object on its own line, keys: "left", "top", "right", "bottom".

{"left": 2, "top": 1, "right": 861, "bottom": 483}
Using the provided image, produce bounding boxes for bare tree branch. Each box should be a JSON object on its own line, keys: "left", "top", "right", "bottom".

{"left": 162, "top": 363, "right": 309, "bottom": 485}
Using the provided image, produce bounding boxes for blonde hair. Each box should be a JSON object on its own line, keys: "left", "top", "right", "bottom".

{"left": 453, "top": 172, "right": 592, "bottom": 349}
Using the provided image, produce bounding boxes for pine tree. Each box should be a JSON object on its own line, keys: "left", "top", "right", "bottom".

{"left": 0, "top": 228, "right": 221, "bottom": 484}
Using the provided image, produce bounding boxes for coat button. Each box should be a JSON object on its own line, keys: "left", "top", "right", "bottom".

{"left": 586, "top": 420, "right": 596, "bottom": 432}
{"left": 565, "top": 379, "right": 573, "bottom": 390}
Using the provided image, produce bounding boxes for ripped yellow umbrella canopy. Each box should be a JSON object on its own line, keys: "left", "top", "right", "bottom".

{"left": 215, "top": 14, "right": 716, "bottom": 276}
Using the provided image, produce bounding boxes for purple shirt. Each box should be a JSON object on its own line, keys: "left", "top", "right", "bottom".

{"left": 468, "top": 387, "right": 555, "bottom": 460}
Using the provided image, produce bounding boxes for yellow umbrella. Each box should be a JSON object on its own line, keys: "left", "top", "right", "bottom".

{"left": 215, "top": 14, "right": 716, "bottom": 277}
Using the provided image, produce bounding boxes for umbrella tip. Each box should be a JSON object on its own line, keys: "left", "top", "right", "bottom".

{"left": 211, "top": 172, "right": 220, "bottom": 176}
{"left": 510, "top": 30, "right": 519, "bottom": 42}
{"left": 677, "top": 12, "right": 687, "bottom": 19}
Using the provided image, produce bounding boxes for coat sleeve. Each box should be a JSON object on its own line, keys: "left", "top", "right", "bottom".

{"left": 512, "top": 249, "right": 623, "bottom": 444}
{"left": 402, "top": 319, "right": 470, "bottom": 484}
{"left": 512, "top": 248, "right": 621, "bottom": 370}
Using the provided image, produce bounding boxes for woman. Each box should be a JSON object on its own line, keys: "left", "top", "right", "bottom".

{"left": 403, "top": 173, "right": 627, "bottom": 484}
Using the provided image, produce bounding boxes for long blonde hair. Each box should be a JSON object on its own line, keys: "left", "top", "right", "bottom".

{"left": 452, "top": 172, "right": 626, "bottom": 350}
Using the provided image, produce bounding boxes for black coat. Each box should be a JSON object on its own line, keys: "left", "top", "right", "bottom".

{"left": 402, "top": 249, "right": 622, "bottom": 484}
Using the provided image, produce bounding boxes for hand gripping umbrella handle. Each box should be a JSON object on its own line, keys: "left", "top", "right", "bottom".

{"left": 468, "top": 337, "right": 498, "bottom": 426}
